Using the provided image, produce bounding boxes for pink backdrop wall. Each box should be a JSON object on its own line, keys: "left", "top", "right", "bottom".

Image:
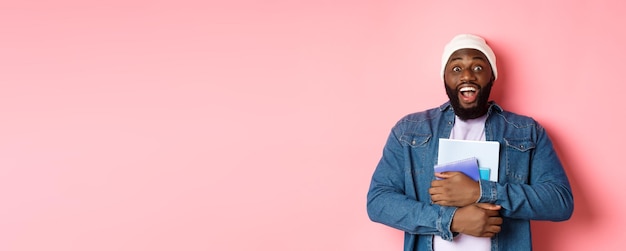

{"left": 1, "top": 1, "right": 623, "bottom": 250}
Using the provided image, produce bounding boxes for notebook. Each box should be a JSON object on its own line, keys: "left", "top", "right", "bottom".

{"left": 437, "top": 138, "right": 500, "bottom": 182}
{"left": 433, "top": 157, "right": 480, "bottom": 181}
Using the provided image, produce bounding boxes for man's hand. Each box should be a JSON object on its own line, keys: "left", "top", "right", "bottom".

{"left": 429, "top": 171, "right": 480, "bottom": 207}
{"left": 451, "top": 203, "right": 503, "bottom": 237}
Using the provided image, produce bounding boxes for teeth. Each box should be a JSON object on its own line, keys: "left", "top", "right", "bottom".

{"left": 460, "top": 87, "right": 476, "bottom": 92}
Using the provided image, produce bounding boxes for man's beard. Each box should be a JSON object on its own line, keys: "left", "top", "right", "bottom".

{"left": 445, "top": 81, "right": 493, "bottom": 121}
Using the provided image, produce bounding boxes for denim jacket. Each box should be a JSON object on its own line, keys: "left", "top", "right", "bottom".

{"left": 367, "top": 102, "right": 573, "bottom": 251}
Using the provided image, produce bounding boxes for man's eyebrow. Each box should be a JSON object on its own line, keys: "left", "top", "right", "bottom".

{"left": 449, "top": 56, "right": 487, "bottom": 62}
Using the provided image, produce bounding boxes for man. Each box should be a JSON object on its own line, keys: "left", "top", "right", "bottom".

{"left": 366, "top": 34, "right": 573, "bottom": 251}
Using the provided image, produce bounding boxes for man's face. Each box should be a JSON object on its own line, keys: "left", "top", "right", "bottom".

{"left": 443, "top": 48, "right": 494, "bottom": 120}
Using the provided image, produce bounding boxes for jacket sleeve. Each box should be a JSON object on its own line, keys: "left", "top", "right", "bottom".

{"left": 478, "top": 126, "right": 574, "bottom": 221}
{"left": 367, "top": 126, "right": 457, "bottom": 241}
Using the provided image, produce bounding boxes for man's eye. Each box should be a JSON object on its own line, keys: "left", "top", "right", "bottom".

{"left": 473, "top": 65, "right": 483, "bottom": 71}
{"left": 452, "top": 66, "right": 462, "bottom": 72}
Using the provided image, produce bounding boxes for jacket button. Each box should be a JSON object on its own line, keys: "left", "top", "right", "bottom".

{"left": 411, "top": 140, "right": 416, "bottom": 145}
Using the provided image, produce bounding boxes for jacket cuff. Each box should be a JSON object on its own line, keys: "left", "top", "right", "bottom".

{"left": 437, "top": 206, "right": 457, "bottom": 241}
{"left": 478, "top": 179, "right": 497, "bottom": 203}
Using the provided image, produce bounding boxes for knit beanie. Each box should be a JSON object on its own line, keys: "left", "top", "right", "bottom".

{"left": 441, "top": 34, "right": 497, "bottom": 81}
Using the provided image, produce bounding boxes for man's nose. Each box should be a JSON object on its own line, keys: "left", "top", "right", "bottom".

{"left": 460, "top": 69, "right": 476, "bottom": 82}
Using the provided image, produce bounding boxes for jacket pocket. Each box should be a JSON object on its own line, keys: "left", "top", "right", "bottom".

{"left": 399, "top": 133, "right": 432, "bottom": 197}
{"left": 503, "top": 138, "right": 535, "bottom": 183}
{"left": 399, "top": 133, "right": 431, "bottom": 148}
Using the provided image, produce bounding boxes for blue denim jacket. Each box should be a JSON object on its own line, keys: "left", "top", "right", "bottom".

{"left": 367, "top": 102, "right": 573, "bottom": 251}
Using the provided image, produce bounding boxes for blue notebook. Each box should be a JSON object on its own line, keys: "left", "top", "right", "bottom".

{"left": 433, "top": 157, "right": 480, "bottom": 181}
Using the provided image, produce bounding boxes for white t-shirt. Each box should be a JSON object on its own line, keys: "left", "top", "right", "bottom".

{"left": 433, "top": 114, "right": 491, "bottom": 251}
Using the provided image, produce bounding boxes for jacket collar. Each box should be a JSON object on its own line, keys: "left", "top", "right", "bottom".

{"left": 438, "top": 101, "right": 503, "bottom": 114}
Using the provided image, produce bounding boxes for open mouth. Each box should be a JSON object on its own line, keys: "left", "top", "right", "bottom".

{"left": 458, "top": 85, "right": 479, "bottom": 103}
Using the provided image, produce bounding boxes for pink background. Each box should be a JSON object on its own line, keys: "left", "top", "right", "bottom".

{"left": 1, "top": 0, "right": 623, "bottom": 250}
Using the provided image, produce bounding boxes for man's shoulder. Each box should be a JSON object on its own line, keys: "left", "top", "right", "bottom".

{"left": 491, "top": 106, "right": 539, "bottom": 126}
{"left": 389, "top": 104, "right": 450, "bottom": 136}
{"left": 387, "top": 106, "right": 444, "bottom": 142}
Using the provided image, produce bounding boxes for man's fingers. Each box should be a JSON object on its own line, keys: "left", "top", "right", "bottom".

{"left": 434, "top": 171, "right": 459, "bottom": 179}
{"left": 476, "top": 203, "right": 501, "bottom": 211}
{"left": 489, "top": 216, "right": 503, "bottom": 225}
{"left": 484, "top": 226, "right": 501, "bottom": 236}
{"left": 485, "top": 215, "right": 503, "bottom": 236}
{"left": 430, "top": 179, "right": 444, "bottom": 187}
{"left": 487, "top": 224, "right": 502, "bottom": 234}
{"left": 485, "top": 209, "right": 501, "bottom": 217}
{"left": 433, "top": 172, "right": 447, "bottom": 179}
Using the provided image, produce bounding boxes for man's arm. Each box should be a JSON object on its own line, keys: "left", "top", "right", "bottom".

{"left": 429, "top": 172, "right": 504, "bottom": 237}
{"left": 366, "top": 128, "right": 457, "bottom": 241}
{"left": 479, "top": 127, "right": 573, "bottom": 221}
{"left": 430, "top": 171, "right": 481, "bottom": 207}
{"left": 451, "top": 203, "right": 502, "bottom": 237}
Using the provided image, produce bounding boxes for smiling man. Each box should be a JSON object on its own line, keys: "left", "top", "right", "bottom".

{"left": 366, "top": 34, "right": 574, "bottom": 251}
{"left": 444, "top": 47, "right": 494, "bottom": 121}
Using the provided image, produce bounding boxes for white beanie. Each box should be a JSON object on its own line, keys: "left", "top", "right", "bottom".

{"left": 441, "top": 34, "right": 497, "bottom": 81}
